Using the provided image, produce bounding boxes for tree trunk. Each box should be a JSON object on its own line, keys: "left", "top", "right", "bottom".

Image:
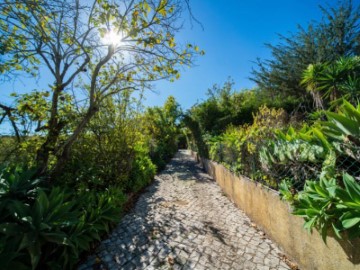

{"left": 310, "top": 90, "right": 325, "bottom": 110}
{"left": 50, "top": 105, "right": 99, "bottom": 179}
{"left": 35, "top": 86, "right": 63, "bottom": 177}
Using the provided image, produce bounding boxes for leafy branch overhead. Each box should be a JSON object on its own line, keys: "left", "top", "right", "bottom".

{"left": 0, "top": 0, "right": 204, "bottom": 177}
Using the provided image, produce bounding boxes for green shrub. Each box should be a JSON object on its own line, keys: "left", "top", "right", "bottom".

{"left": 0, "top": 166, "right": 126, "bottom": 269}
{"left": 150, "top": 141, "right": 177, "bottom": 170}
{"left": 207, "top": 106, "right": 287, "bottom": 187}
{"left": 260, "top": 101, "right": 360, "bottom": 189}
{"left": 274, "top": 102, "right": 360, "bottom": 240}
{"left": 144, "top": 96, "right": 181, "bottom": 169}
{"left": 60, "top": 131, "right": 136, "bottom": 190}
{"left": 280, "top": 174, "right": 360, "bottom": 242}
{"left": 128, "top": 145, "right": 156, "bottom": 193}
{"left": 1, "top": 188, "right": 80, "bottom": 269}
{"left": 0, "top": 166, "right": 42, "bottom": 203}
{"left": 259, "top": 125, "right": 336, "bottom": 189}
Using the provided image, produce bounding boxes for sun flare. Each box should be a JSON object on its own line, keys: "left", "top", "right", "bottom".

{"left": 103, "top": 30, "right": 124, "bottom": 46}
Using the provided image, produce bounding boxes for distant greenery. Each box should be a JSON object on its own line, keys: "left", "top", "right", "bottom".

{"left": 188, "top": 79, "right": 299, "bottom": 136}
{"left": 143, "top": 96, "right": 183, "bottom": 170}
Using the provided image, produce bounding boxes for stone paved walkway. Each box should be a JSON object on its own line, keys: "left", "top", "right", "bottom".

{"left": 79, "top": 150, "right": 294, "bottom": 270}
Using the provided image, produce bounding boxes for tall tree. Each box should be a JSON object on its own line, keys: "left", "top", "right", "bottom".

{"left": 0, "top": 0, "right": 202, "bottom": 177}
{"left": 251, "top": 0, "right": 360, "bottom": 110}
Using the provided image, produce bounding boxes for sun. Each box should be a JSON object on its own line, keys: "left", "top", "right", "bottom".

{"left": 103, "top": 30, "right": 124, "bottom": 46}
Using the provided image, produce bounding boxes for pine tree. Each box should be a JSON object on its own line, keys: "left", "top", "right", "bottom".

{"left": 251, "top": 0, "right": 360, "bottom": 111}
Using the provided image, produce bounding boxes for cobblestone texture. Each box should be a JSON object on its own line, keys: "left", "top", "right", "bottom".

{"left": 79, "top": 150, "right": 294, "bottom": 270}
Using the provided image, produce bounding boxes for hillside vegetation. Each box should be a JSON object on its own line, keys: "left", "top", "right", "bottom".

{"left": 0, "top": 0, "right": 360, "bottom": 268}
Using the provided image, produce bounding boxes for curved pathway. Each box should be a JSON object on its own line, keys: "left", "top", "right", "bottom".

{"left": 79, "top": 150, "right": 294, "bottom": 270}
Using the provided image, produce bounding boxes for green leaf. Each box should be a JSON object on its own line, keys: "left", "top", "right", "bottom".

{"left": 342, "top": 217, "right": 360, "bottom": 229}
{"left": 43, "top": 232, "right": 70, "bottom": 245}
{"left": 305, "top": 208, "right": 320, "bottom": 217}
{"left": 303, "top": 216, "right": 317, "bottom": 232}
{"left": 326, "top": 112, "right": 358, "bottom": 136}
{"left": 314, "top": 182, "right": 328, "bottom": 198}
{"left": 342, "top": 100, "right": 360, "bottom": 124}
{"left": 331, "top": 223, "right": 342, "bottom": 239}
{"left": 28, "top": 242, "right": 41, "bottom": 270}
{"left": 343, "top": 173, "right": 360, "bottom": 204}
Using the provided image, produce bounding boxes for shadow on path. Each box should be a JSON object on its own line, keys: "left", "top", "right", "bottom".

{"left": 79, "top": 150, "right": 292, "bottom": 270}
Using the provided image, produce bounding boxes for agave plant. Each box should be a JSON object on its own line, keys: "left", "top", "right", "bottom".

{"left": 0, "top": 166, "right": 42, "bottom": 200}
{"left": 323, "top": 101, "right": 360, "bottom": 143}
{"left": 282, "top": 173, "right": 360, "bottom": 242}
{"left": 0, "top": 187, "right": 80, "bottom": 269}
{"left": 259, "top": 124, "right": 336, "bottom": 188}
{"left": 0, "top": 166, "right": 43, "bottom": 223}
{"left": 322, "top": 101, "right": 360, "bottom": 166}
{"left": 0, "top": 165, "right": 126, "bottom": 269}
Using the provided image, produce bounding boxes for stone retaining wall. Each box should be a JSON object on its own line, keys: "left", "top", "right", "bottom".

{"left": 190, "top": 151, "right": 360, "bottom": 270}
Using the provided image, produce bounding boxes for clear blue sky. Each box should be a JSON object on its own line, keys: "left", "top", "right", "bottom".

{"left": 145, "top": 0, "right": 341, "bottom": 110}
{"left": 1, "top": 0, "right": 342, "bottom": 113}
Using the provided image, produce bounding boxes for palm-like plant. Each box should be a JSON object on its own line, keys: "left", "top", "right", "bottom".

{"left": 340, "top": 75, "right": 360, "bottom": 104}
{"left": 321, "top": 57, "right": 360, "bottom": 102}
{"left": 302, "top": 56, "right": 360, "bottom": 109}
{"left": 301, "top": 63, "right": 327, "bottom": 110}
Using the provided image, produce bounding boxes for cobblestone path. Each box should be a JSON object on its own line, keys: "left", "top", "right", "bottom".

{"left": 79, "top": 150, "right": 293, "bottom": 270}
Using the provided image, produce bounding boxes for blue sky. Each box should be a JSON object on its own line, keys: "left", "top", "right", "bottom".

{"left": 145, "top": 0, "right": 341, "bottom": 110}
{"left": 1, "top": 0, "right": 342, "bottom": 114}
